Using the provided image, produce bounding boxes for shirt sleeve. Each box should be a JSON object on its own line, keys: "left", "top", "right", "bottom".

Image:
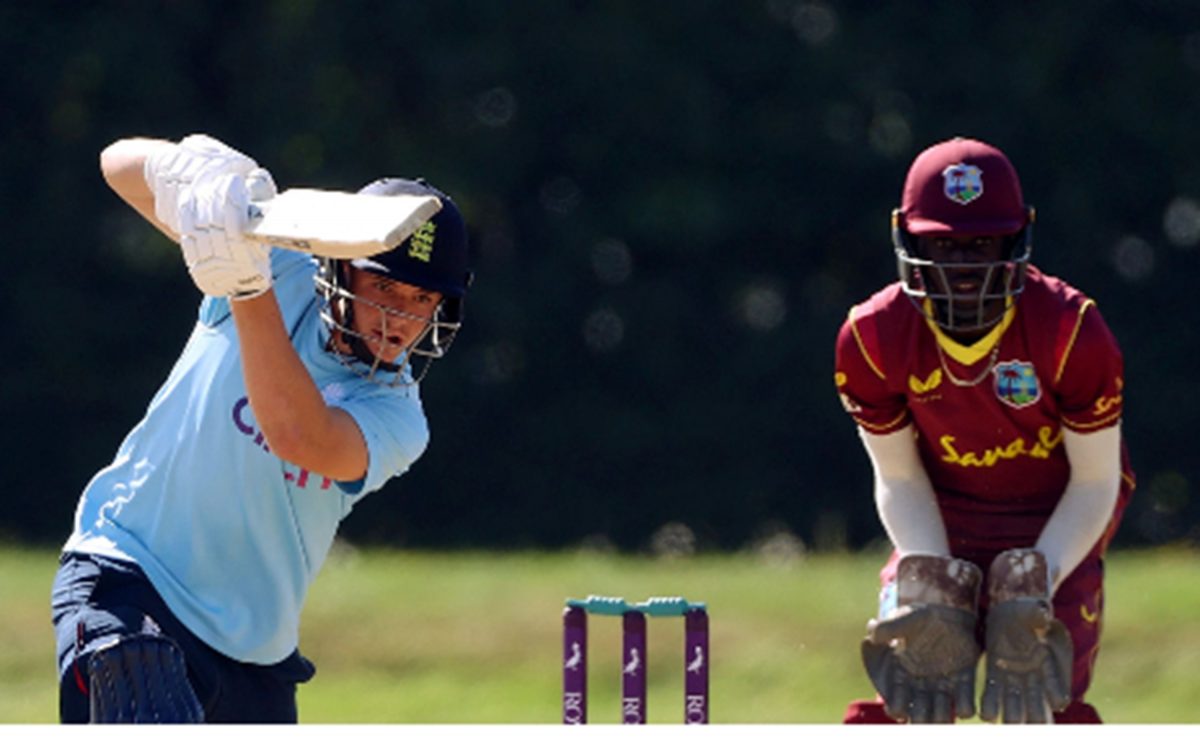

{"left": 1053, "top": 302, "right": 1124, "bottom": 433}
{"left": 834, "top": 307, "right": 910, "bottom": 434}
{"left": 332, "top": 388, "right": 430, "bottom": 496}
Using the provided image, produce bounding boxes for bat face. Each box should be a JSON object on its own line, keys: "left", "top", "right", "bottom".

{"left": 244, "top": 188, "right": 442, "bottom": 259}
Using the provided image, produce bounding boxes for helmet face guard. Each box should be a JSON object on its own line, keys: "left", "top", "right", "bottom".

{"left": 892, "top": 207, "right": 1034, "bottom": 332}
{"left": 316, "top": 260, "right": 463, "bottom": 386}
{"left": 314, "top": 177, "right": 471, "bottom": 386}
{"left": 892, "top": 138, "right": 1034, "bottom": 334}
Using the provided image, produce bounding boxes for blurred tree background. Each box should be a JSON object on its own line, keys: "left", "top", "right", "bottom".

{"left": 2, "top": 1, "right": 1198, "bottom": 554}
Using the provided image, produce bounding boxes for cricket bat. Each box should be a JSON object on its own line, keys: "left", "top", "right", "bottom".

{"left": 243, "top": 188, "right": 443, "bottom": 259}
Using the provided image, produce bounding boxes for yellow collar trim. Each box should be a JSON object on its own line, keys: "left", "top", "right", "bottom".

{"left": 923, "top": 298, "right": 1015, "bottom": 365}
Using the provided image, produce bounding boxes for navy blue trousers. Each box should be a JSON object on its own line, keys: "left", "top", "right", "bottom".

{"left": 52, "top": 552, "right": 315, "bottom": 723}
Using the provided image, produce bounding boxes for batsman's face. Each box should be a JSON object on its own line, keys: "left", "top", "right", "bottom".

{"left": 346, "top": 269, "right": 443, "bottom": 363}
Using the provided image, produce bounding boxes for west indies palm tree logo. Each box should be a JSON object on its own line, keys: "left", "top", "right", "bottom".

{"left": 942, "top": 163, "right": 984, "bottom": 205}
{"left": 993, "top": 360, "right": 1040, "bottom": 409}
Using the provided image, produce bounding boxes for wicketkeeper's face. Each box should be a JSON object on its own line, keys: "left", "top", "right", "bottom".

{"left": 346, "top": 269, "right": 444, "bottom": 364}
{"left": 915, "top": 233, "right": 1012, "bottom": 330}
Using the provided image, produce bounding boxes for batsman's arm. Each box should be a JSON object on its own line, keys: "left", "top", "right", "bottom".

{"left": 99, "top": 138, "right": 180, "bottom": 241}
{"left": 1034, "top": 424, "right": 1122, "bottom": 591}
{"left": 229, "top": 293, "right": 369, "bottom": 483}
{"left": 102, "top": 134, "right": 370, "bottom": 481}
{"left": 859, "top": 425, "right": 950, "bottom": 556}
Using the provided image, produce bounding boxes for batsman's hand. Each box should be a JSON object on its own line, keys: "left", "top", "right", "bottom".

{"left": 177, "top": 166, "right": 277, "bottom": 300}
{"left": 979, "top": 549, "right": 1073, "bottom": 724}
{"left": 145, "top": 134, "right": 258, "bottom": 234}
{"left": 860, "top": 554, "right": 982, "bottom": 723}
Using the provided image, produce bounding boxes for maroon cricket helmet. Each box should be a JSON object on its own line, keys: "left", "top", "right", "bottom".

{"left": 891, "top": 137, "right": 1036, "bottom": 333}
{"left": 899, "top": 137, "right": 1029, "bottom": 237}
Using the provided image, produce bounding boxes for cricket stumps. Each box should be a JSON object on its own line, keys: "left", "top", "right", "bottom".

{"left": 562, "top": 595, "right": 709, "bottom": 725}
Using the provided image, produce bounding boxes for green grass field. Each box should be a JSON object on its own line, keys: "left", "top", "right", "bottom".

{"left": 2, "top": 544, "right": 1198, "bottom": 723}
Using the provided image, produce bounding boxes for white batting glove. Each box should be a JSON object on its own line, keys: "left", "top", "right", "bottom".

{"left": 144, "top": 134, "right": 258, "bottom": 234}
{"left": 177, "top": 167, "right": 277, "bottom": 300}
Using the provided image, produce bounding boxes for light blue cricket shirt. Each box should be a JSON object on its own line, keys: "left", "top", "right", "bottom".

{"left": 64, "top": 249, "right": 430, "bottom": 664}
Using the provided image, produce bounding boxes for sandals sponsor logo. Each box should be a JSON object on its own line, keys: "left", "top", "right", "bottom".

{"left": 938, "top": 425, "right": 1063, "bottom": 468}
{"left": 1093, "top": 376, "right": 1123, "bottom": 417}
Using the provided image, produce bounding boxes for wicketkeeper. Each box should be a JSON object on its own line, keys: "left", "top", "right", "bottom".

{"left": 834, "top": 137, "right": 1135, "bottom": 724}
{"left": 52, "top": 134, "right": 472, "bottom": 722}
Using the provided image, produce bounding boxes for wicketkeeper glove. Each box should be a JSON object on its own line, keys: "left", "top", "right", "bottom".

{"left": 861, "top": 554, "right": 983, "bottom": 723}
{"left": 177, "top": 166, "right": 277, "bottom": 300}
{"left": 979, "top": 548, "right": 1074, "bottom": 724}
{"left": 144, "top": 134, "right": 259, "bottom": 235}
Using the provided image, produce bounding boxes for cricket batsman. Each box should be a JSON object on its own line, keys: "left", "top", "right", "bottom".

{"left": 834, "top": 137, "right": 1135, "bottom": 724}
{"left": 51, "top": 134, "right": 472, "bottom": 722}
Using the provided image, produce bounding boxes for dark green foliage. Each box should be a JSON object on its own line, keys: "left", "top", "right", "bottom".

{"left": 4, "top": 2, "right": 1198, "bottom": 550}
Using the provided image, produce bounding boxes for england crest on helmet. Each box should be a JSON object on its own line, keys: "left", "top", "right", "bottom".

{"left": 942, "top": 163, "right": 984, "bottom": 205}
